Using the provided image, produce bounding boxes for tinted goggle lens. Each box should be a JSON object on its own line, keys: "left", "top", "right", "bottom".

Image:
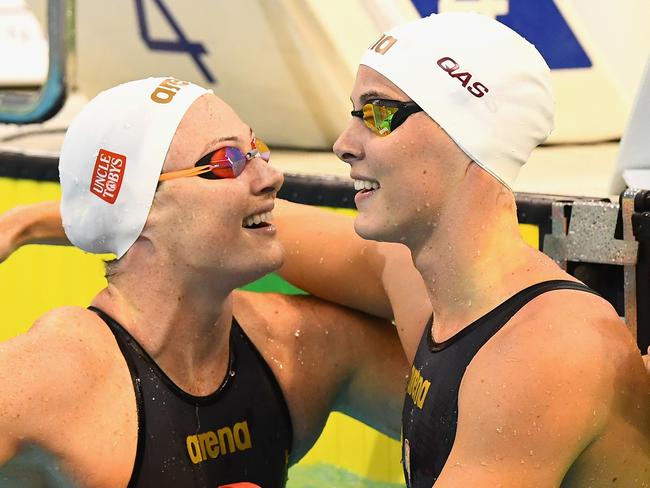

{"left": 362, "top": 103, "right": 398, "bottom": 136}
{"left": 198, "top": 138, "right": 271, "bottom": 180}
{"left": 351, "top": 101, "right": 423, "bottom": 137}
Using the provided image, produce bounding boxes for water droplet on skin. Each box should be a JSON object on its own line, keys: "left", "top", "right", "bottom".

{"left": 319, "top": 257, "right": 324, "bottom": 264}
{"left": 294, "top": 329, "right": 301, "bottom": 337}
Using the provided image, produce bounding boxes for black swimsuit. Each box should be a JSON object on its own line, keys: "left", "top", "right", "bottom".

{"left": 90, "top": 307, "right": 293, "bottom": 488}
{"left": 400, "top": 280, "right": 598, "bottom": 487}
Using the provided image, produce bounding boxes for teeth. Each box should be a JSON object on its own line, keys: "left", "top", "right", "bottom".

{"left": 354, "top": 179, "right": 380, "bottom": 191}
{"left": 243, "top": 211, "right": 273, "bottom": 228}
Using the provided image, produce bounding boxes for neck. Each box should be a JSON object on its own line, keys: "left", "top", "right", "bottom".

{"left": 92, "top": 245, "right": 235, "bottom": 394}
{"left": 408, "top": 174, "right": 566, "bottom": 342}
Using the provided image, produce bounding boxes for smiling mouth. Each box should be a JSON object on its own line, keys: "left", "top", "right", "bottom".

{"left": 242, "top": 211, "right": 273, "bottom": 229}
{"left": 354, "top": 179, "right": 380, "bottom": 193}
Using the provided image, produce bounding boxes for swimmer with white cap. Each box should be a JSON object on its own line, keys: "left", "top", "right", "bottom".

{"left": 0, "top": 77, "right": 408, "bottom": 487}
{"left": 275, "top": 12, "right": 650, "bottom": 488}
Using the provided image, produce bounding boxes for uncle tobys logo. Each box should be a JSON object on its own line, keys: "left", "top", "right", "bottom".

{"left": 90, "top": 148, "right": 126, "bottom": 204}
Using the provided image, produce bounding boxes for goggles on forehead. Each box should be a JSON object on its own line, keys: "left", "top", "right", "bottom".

{"left": 159, "top": 137, "right": 271, "bottom": 182}
{"left": 351, "top": 99, "right": 423, "bottom": 136}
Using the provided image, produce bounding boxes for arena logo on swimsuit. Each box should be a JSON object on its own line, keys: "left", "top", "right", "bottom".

{"left": 406, "top": 365, "right": 430, "bottom": 409}
{"left": 90, "top": 148, "right": 126, "bottom": 204}
{"left": 185, "top": 420, "right": 252, "bottom": 464}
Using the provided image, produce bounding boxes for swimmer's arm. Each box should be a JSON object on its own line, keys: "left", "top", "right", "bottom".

{"left": 275, "top": 199, "right": 393, "bottom": 318}
{"left": 0, "top": 201, "right": 69, "bottom": 263}
{"left": 331, "top": 306, "right": 409, "bottom": 439}
{"left": 275, "top": 199, "right": 431, "bottom": 360}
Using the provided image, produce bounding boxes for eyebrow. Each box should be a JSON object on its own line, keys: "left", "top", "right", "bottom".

{"left": 354, "top": 90, "right": 395, "bottom": 106}
{"left": 204, "top": 128, "right": 253, "bottom": 152}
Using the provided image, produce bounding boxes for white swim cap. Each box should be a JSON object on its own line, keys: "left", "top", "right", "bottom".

{"left": 59, "top": 77, "right": 210, "bottom": 258}
{"left": 361, "top": 12, "right": 554, "bottom": 188}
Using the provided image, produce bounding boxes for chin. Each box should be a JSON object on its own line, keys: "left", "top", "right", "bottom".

{"left": 353, "top": 215, "right": 400, "bottom": 243}
{"left": 253, "top": 246, "right": 285, "bottom": 277}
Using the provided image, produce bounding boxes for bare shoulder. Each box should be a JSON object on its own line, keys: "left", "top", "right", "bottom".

{"left": 4, "top": 305, "right": 115, "bottom": 366}
{"left": 512, "top": 287, "right": 642, "bottom": 367}
{"left": 233, "top": 290, "right": 339, "bottom": 353}
{"left": 233, "top": 289, "right": 394, "bottom": 343}
{"left": 0, "top": 306, "right": 123, "bottom": 424}
{"left": 446, "top": 287, "right": 649, "bottom": 484}
{"left": 464, "top": 287, "right": 645, "bottom": 436}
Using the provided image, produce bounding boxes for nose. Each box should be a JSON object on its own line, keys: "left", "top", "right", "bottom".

{"left": 333, "top": 118, "right": 365, "bottom": 166}
{"left": 249, "top": 157, "right": 284, "bottom": 196}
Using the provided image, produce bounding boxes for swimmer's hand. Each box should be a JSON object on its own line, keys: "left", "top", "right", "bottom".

{"left": 0, "top": 201, "right": 69, "bottom": 263}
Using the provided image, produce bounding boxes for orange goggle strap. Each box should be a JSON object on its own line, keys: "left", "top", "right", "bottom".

{"left": 158, "top": 164, "right": 214, "bottom": 182}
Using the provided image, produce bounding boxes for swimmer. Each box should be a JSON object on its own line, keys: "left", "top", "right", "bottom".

{"left": 276, "top": 13, "right": 650, "bottom": 488}
{"left": 0, "top": 78, "right": 408, "bottom": 487}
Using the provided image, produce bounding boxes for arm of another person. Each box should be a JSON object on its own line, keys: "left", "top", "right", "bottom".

{"left": 275, "top": 199, "right": 432, "bottom": 360}
{"left": 0, "top": 201, "right": 69, "bottom": 263}
{"left": 309, "top": 298, "right": 410, "bottom": 439}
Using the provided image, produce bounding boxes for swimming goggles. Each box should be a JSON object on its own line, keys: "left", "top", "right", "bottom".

{"left": 351, "top": 99, "right": 423, "bottom": 136}
{"left": 159, "top": 137, "right": 270, "bottom": 182}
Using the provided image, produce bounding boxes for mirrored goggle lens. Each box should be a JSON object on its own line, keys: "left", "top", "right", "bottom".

{"left": 363, "top": 103, "right": 398, "bottom": 136}
{"left": 197, "top": 138, "right": 271, "bottom": 179}
{"left": 194, "top": 147, "right": 247, "bottom": 180}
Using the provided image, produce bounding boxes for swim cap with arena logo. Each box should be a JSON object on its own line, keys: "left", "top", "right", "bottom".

{"left": 59, "top": 77, "right": 210, "bottom": 258}
{"left": 361, "top": 12, "right": 554, "bottom": 188}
